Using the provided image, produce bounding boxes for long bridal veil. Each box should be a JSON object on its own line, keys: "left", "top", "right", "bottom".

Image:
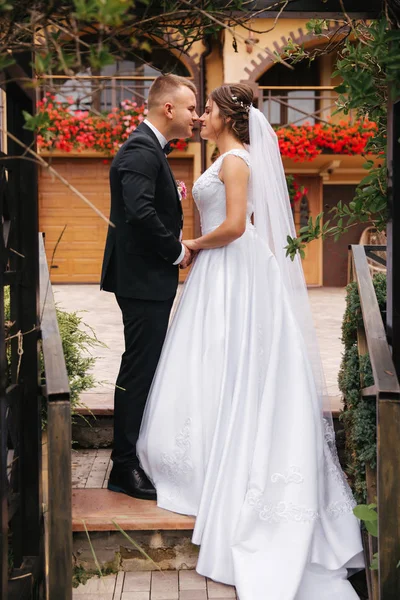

{"left": 248, "top": 106, "right": 334, "bottom": 431}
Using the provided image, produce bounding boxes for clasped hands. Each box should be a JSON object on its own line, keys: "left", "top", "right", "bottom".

{"left": 180, "top": 240, "right": 199, "bottom": 269}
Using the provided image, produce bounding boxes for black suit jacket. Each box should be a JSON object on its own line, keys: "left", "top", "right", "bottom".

{"left": 100, "top": 123, "right": 183, "bottom": 300}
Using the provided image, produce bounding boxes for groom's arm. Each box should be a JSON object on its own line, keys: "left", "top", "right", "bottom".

{"left": 118, "top": 137, "right": 183, "bottom": 264}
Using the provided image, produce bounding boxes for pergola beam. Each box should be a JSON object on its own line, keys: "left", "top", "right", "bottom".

{"left": 386, "top": 96, "right": 400, "bottom": 376}
{"left": 246, "top": 0, "right": 382, "bottom": 18}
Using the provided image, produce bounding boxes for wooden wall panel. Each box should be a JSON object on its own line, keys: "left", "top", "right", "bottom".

{"left": 39, "top": 157, "right": 195, "bottom": 284}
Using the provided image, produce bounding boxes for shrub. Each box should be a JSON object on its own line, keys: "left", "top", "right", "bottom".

{"left": 4, "top": 286, "right": 102, "bottom": 422}
{"left": 53, "top": 308, "right": 102, "bottom": 418}
{"left": 338, "top": 273, "right": 386, "bottom": 502}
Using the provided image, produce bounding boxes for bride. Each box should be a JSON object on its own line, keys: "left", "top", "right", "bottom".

{"left": 137, "top": 84, "right": 364, "bottom": 599}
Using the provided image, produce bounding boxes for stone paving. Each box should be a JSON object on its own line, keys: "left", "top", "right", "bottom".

{"left": 73, "top": 571, "right": 238, "bottom": 599}
{"left": 54, "top": 284, "right": 347, "bottom": 413}
{"left": 72, "top": 448, "right": 111, "bottom": 489}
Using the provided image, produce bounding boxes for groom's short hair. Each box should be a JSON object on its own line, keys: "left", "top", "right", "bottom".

{"left": 147, "top": 74, "right": 197, "bottom": 110}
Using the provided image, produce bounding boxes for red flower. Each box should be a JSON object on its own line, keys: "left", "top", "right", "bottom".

{"left": 35, "top": 97, "right": 375, "bottom": 161}
{"left": 275, "top": 120, "right": 377, "bottom": 162}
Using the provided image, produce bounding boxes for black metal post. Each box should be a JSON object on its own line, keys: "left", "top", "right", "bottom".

{"left": 0, "top": 265, "right": 8, "bottom": 600}
{"left": 386, "top": 96, "right": 400, "bottom": 377}
{"left": 6, "top": 65, "right": 41, "bottom": 561}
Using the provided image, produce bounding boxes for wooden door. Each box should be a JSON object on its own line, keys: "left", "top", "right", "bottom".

{"left": 39, "top": 156, "right": 195, "bottom": 283}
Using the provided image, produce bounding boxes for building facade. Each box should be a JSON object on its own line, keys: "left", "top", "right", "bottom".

{"left": 38, "top": 18, "right": 373, "bottom": 286}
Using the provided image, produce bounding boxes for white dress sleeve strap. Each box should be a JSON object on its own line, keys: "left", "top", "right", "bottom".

{"left": 223, "top": 149, "right": 250, "bottom": 167}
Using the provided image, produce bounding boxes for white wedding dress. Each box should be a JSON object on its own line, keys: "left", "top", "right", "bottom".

{"left": 137, "top": 148, "right": 364, "bottom": 600}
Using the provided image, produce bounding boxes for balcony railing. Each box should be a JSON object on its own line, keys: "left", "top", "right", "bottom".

{"left": 39, "top": 79, "right": 351, "bottom": 127}
{"left": 259, "top": 86, "right": 353, "bottom": 127}
{"left": 39, "top": 74, "right": 192, "bottom": 113}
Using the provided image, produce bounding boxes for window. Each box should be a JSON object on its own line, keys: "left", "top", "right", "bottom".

{"left": 258, "top": 60, "right": 320, "bottom": 126}
{"left": 98, "top": 49, "right": 190, "bottom": 111}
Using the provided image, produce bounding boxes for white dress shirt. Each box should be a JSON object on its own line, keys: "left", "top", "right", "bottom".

{"left": 143, "top": 119, "right": 185, "bottom": 266}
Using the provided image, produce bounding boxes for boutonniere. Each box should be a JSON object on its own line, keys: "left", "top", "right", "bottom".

{"left": 176, "top": 180, "right": 187, "bottom": 202}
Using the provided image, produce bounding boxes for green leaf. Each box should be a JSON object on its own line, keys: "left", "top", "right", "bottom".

{"left": 0, "top": 54, "right": 16, "bottom": 70}
{"left": 35, "top": 54, "right": 47, "bottom": 74}
{"left": 82, "top": 520, "right": 103, "bottom": 580}
{"left": 111, "top": 520, "right": 164, "bottom": 573}
{"left": 305, "top": 19, "right": 328, "bottom": 36}
{"left": 23, "top": 110, "right": 52, "bottom": 132}
{"left": 89, "top": 46, "right": 116, "bottom": 70}
{"left": 0, "top": 1, "right": 13, "bottom": 11}
{"left": 353, "top": 504, "right": 378, "bottom": 522}
{"left": 73, "top": 0, "right": 134, "bottom": 26}
{"left": 385, "top": 30, "right": 400, "bottom": 42}
{"left": 140, "top": 40, "right": 152, "bottom": 54}
{"left": 365, "top": 519, "right": 378, "bottom": 537}
{"left": 22, "top": 110, "right": 33, "bottom": 124}
{"left": 322, "top": 221, "right": 331, "bottom": 233}
{"left": 371, "top": 553, "right": 379, "bottom": 571}
{"left": 363, "top": 160, "right": 374, "bottom": 170}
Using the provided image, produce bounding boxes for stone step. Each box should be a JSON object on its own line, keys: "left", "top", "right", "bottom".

{"left": 72, "top": 490, "right": 197, "bottom": 573}
{"left": 74, "top": 391, "right": 343, "bottom": 448}
{"left": 73, "top": 392, "right": 113, "bottom": 447}
{"left": 72, "top": 449, "right": 194, "bottom": 532}
{"left": 77, "top": 391, "right": 114, "bottom": 416}
{"left": 77, "top": 391, "right": 343, "bottom": 418}
{"left": 72, "top": 450, "right": 197, "bottom": 573}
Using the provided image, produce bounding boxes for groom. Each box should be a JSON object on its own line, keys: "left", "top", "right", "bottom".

{"left": 101, "top": 74, "right": 199, "bottom": 500}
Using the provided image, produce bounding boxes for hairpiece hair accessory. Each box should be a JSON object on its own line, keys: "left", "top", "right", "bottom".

{"left": 231, "top": 94, "right": 251, "bottom": 113}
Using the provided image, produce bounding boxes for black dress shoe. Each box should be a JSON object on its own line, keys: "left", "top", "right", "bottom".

{"left": 108, "top": 464, "right": 157, "bottom": 501}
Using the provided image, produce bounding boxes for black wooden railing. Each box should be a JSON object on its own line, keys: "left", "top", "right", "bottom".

{"left": 349, "top": 244, "right": 400, "bottom": 600}
{"left": 1, "top": 56, "right": 72, "bottom": 600}
{"left": 1, "top": 69, "right": 44, "bottom": 599}
{"left": 39, "top": 233, "right": 72, "bottom": 600}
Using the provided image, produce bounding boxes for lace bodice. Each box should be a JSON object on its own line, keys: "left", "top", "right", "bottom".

{"left": 192, "top": 149, "right": 253, "bottom": 235}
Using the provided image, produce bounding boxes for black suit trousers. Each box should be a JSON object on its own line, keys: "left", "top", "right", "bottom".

{"left": 112, "top": 294, "right": 175, "bottom": 467}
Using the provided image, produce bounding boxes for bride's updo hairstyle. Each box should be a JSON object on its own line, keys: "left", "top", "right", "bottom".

{"left": 210, "top": 84, "right": 253, "bottom": 144}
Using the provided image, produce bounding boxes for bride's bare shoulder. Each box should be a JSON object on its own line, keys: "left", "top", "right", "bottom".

{"left": 219, "top": 151, "right": 250, "bottom": 184}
